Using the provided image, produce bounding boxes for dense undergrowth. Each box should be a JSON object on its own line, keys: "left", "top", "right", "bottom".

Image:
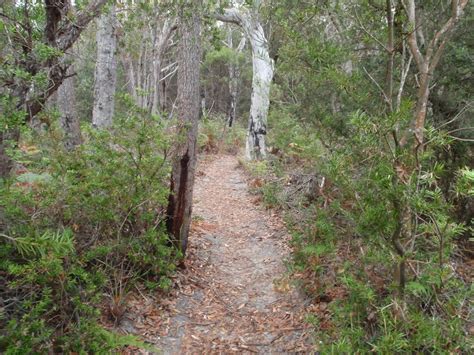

{"left": 243, "top": 110, "right": 473, "bottom": 353}
{"left": 243, "top": 3, "right": 474, "bottom": 350}
{"left": 198, "top": 115, "right": 247, "bottom": 155}
{"left": 0, "top": 102, "right": 176, "bottom": 353}
{"left": 0, "top": 106, "right": 245, "bottom": 352}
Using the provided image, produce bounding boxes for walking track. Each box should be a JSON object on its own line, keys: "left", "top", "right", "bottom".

{"left": 122, "top": 155, "right": 312, "bottom": 353}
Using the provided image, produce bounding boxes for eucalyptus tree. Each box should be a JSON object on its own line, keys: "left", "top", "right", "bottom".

{"left": 150, "top": 18, "right": 177, "bottom": 115}
{"left": 216, "top": 0, "right": 274, "bottom": 160}
{"left": 401, "top": 0, "right": 469, "bottom": 149}
{"left": 120, "top": 1, "right": 177, "bottom": 114}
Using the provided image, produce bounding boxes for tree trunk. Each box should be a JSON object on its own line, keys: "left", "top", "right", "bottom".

{"left": 160, "top": 80, "right": 167, "bottom": 112}
{"left": 216, "top": 7, "right": 274, "bottom": 160}
{"left": 151, "top": 55, "right": 162, "bottom": 115}
{"left": 385, "top": 0, "right": 407, "bottom": 298}
{"left": 0, "top": 135, "right": 10, "bottom": 179}
{"left": 166, "top": 5, "right": 201, "bottom": 255}
{"left": 57, "top": 61, "right": 82, "bottom": 150}
{"left": 227, "top": 31, "right": 246, "bottom": 127}
{"left": 92, "top": 5, "right": 117, "bottom": 128}
{"left": 246, "top": 19, "right": 273, "bottom": 160}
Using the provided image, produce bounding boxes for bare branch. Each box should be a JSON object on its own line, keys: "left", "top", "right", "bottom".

{"left": 402, "top": 0, "right": 424, "bottom": 68}
{"left": 396, "top": 43, "right": 413, "bottom": 111}
{"left": 353, "top": 9, "right": 388, "bottom": 52}
{"left": 363, "top": 67, "right": 391, "bottom": 107}
{"left": 436, "top": 102, "right": 473, "bottom": 130}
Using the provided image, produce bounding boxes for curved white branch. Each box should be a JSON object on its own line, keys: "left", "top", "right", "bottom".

{"left": 215, "top": 7, "right": 274, "bottom": 160}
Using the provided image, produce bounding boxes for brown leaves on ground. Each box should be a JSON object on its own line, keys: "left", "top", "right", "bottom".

{"left": 116, "top": 154, "right": 313, "bottom": 353}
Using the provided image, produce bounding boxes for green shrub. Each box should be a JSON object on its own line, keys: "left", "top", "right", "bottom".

{"left": 261, "top": 107, "right": 472, "bottom": 353}
{"left": 0, "top": 104, "right": 175, "bottom": 352}
{"left": 198, "top": 115, "right": 246, "bottom": 154}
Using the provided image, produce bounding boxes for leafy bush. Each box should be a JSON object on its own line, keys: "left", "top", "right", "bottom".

{"left": 260, "top": 106, "right": 473, "bottom": 353}
{"left": 0, "top": 106, "right": 175, "bottom": 352}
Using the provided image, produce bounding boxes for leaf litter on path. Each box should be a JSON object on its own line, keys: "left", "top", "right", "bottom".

{"left": 121, "top": 155, "right": 313, "bottom": 353}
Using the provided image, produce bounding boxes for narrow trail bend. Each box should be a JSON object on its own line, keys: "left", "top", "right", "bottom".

{"left": 126, "top": 155, "right": 312, "bottom": 353}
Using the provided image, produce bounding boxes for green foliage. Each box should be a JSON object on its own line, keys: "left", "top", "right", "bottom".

{"left": 260, "top": 181, "right": 282, "bottom": 208}
{"left": 201, "top": 39, "right": 252, "bottom": 119}
{"left": 268, "top": 109, "right": 472, "bottom": 351}
{"left": 259, "top": 1, "right": 473, "bottom": 351}
{"left": 456, "top": 167, "right": 474, "bottom": 197}
{"left": 1, "top": 229, "right": 73, "bottom": 258}
{"left": 198, "top": 115, "right": 246, "bottom": 155}
{"left": 0, "top": 106, "right": 175, "bottom": 352}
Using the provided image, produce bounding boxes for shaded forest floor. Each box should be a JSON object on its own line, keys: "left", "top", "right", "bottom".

{"left": 118, "top": 154, "right": 312, "bottom": 353}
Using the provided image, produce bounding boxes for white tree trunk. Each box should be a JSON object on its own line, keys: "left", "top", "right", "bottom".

{"left": 92, "top": 6, "right": 117, "bottom": 128}
{"left": 216, "top": 7, "right": 274, "bottom": 160}
{"left": 120, "top": 16, "right": 175, "bottom": 114}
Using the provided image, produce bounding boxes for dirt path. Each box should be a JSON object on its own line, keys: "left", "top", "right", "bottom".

{"left": 124, "top": 155, "right": 312, "bottom": 353}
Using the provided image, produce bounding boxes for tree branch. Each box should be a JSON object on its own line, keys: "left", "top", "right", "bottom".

{"left": 57, "top": 0, "right": 108, "bottom": 51}
{"left": 214, "top": 8, "right": 243, "bottom": 26}
{"left": 427, "top": 0, "right": 469, "bottom": 74}
{"left": 402, "top": 0, "right": 424, "bottom": 68}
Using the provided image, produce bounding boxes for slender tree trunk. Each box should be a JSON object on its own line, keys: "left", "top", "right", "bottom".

{"left": 151, "top": 55, "right": 162, "bottom": 114}
{"left": 385, "top": 0, "right": 395, "bottom": 114}
{"left": 160, "top": 80, "right": 167, "bottom": 112}
{"left": 0, "top": 135, "right": 10, "bottom": 178}
{"left": 92, "top": 5, "right": 117, "bottom": 128}
{"left": 216, "top": 8, "right": 274, "bottom": 160}
{"left": 166, "top": 4, "right": 201, "bottom": 254}
{"left": 385, "top": 0, "right": 407, "bottom": 298}
{"left": 140, "top": 43, "right": 149, "bottom": 110}
{"left": 57, "top": 60, "right": 82, "bottom": 150}
{"left": 227, "top": 31, "right": 246, "bottom": 127}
